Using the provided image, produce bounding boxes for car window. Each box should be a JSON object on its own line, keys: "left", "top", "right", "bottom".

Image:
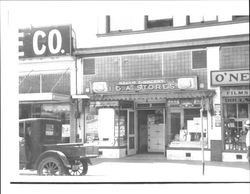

{"left": 19, "top": 122, "right": 24, "bottom": 137}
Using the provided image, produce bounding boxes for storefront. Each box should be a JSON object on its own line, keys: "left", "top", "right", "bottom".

{"left": 211, "top": 69, "right": 250, "bottom": 161}
{"left": 18, "top": 24, "right": 78, "bottom": 142}
{"left": 19, "top": 93, "right": 72, "bottom": 142}
{"left": 84, "top": 76, "right": 215, "bottom": 158}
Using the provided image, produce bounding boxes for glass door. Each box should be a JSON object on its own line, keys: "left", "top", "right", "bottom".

{"left": 127, "top": 110, "right": 136, "bottom": 155}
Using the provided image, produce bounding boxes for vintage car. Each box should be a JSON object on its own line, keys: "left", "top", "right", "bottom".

{"left": 19, "top": 118, "right": 99, "bottom": 176}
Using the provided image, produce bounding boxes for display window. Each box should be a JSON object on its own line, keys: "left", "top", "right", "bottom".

{"left": 85, "top": 106, "right": 130, "bottom": 147}
{"left": 169, "top": 108, "right": 208, "bottom": 148}
{"left": 223, "top": 103, "right": 249, "bottom": 151}
{"left": 114, "top": 110, "right": 127, "bottom": 146}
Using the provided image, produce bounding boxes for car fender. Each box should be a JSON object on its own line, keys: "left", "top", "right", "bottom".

{"left": 35, "top": 150, "right": 71, "bottom": 169}
{"left": 81, "top": 157, "right": 92, "bottom": 165}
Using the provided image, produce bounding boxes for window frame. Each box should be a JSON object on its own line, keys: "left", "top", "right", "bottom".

{"left": 83, "top": 58, "right": 96, "bottom": 75}
{"left": 191, "top": 49, "right": 207, "bottom": 70}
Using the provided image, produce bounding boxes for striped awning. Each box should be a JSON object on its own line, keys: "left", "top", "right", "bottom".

{"left": 90, "top": 90, "right": 216, "bottom": 101}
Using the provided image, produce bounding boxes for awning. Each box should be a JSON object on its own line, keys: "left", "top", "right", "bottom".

{"left": 90, "top": 90, "right": 216, "bottom": 101}
{"left": 19, "top": 93, "right": 71, "bottom": 104}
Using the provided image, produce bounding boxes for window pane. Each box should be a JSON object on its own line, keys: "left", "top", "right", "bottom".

{"left": 86, "top": 109, "right": 99, "bottom": 143}
{"left": 170, "top": 113, "right": 181, "bottom": 141}
{"left": 83, "top": 58, "right": 95, "bottom": 75}
{"left": 129, "top": 112, "right": 134, "bottom": 134}
{"left": 223, "top": 103, "right": 248, "bottom": 151}
{"left": 225, "top": 104, "right": 237, "bottom": 118}
{"left": 192, "top": 50, "right": 207, "bottom": 69}
{"left": 129, "top": 137, "right": 135, "bottom": 149}
{"left": 238, "top": 104, "right": 248, "bottom": 118}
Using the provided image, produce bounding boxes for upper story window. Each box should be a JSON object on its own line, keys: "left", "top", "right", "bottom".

{"left": 232, "top": 15, "right": 249, "bottom": 21}
{"left": 83, "top": 58, "right": 95, "bottom": 75}
{"left": 145, "top": 16, "right": 173, "bottom": 29}
{"left": 192, "top": 50, "right": 207, "bottom": 69}
{"left": 186, "top": 16, "right": 218, "bottom": 25}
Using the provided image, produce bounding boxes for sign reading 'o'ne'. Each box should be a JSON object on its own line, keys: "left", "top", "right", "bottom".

{"left": 210, "top": 69, "right": 249, "bottom": 86}
{"left": 19, "top": 25, "right": 72, "bottom": 58}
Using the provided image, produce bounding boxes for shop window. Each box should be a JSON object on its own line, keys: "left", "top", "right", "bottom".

{"left": 169, "top": 108, "right": 208, "bottom": 148}
{"left": 85, "top": 109, "right": 99, "bottom": 143}
{"left": 115, "top": 110, "right": 128, "bottom": 146}
{"left": 223, "top": 103, "right": 249, "bottom": 151}
{"left": 192, "top": 50, "right": 207, "bottom": 69}
{"left": 19, "top": 104, "right": 31, "bottom": 119}
{"left": 41, "top": 104, "right": 70, "bottom": 142}
{"left": 238, "top": 104, "right": 248, "bottom": 118}
{"left": 83, "top": 58, "right": 95, "bottom": 75}
{"left": 85, "top": 108, "right": 130, "bottom": 147}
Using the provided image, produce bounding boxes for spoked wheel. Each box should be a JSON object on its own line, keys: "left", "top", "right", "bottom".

{"left": 68, "top": 160, "right": 88, "bottom": 176}
{"left": 37, "top": 157, "right": 65, "bottom": 176}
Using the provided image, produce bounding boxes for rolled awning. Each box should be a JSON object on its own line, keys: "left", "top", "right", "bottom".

{"left": 90, "top": 90, "right": 216, "bottom": 101}
{"left": 19, "top": 93, "right": 71, "bottom": 104}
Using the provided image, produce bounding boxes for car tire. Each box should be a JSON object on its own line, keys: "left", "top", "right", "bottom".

{"left": 37, "top": 157, "right": 65, "bottom": 176}
{"left": 68, "top": 159, "right": 88, "bottom": 176}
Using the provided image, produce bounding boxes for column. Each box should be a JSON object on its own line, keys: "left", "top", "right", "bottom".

{"left": 70, "top": 102, "right": 77, "bottom": 143}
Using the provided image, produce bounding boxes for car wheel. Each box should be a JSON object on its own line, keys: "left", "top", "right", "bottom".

{"left": 37, "top": 157, "right": 65, "bottom": 176}
{"left": 68, "top": 160, "right": 88, "bottom": 176}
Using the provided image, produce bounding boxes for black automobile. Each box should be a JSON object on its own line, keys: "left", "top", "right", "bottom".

{"left": 19, "top": 118, "right": 99, "bottom": 176}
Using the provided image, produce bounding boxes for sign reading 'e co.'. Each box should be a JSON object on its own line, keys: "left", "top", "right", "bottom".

{"left": 19, "top": 25, "right": 72, "bottom": 58}
{"left": 211, "top": 69, "right": 249, "bottom": 86}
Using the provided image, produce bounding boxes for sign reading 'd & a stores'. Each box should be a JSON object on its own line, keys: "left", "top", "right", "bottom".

{"left": 19, "top": 25, "right": 72, "bottom": 58}
{"left": 92, "top": 77, "right": 198, "bottom": 93}
{"left": 211, "top": 69, "right": 249, "bottom": 86}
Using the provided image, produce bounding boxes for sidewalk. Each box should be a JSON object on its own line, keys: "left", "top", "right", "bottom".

{"left": 18, "top": 154, "right": 250, "bottom": 183}
{"left": 87, "top": 155, "right": 250, "bottom": 182}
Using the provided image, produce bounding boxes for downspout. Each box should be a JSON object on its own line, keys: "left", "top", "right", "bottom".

{"left": 75, "top": 57, "right": 79, "bottom": 142}
{"left": 200, "top": 97, "right": 205, "bottom": 175}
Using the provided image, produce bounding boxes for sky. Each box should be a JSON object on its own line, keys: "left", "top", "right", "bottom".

{"left": 1, "top": 1, "right": 249, "bottom": 48}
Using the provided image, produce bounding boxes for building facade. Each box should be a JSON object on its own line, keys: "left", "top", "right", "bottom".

{"left": 18, "top": 16, "right": 249, "bottom": 162}
{"left": 74, "top": 16, "right": 249, "bottom": 161}
{"left": 18, "top": 25, "right": 82, "bottom": 143}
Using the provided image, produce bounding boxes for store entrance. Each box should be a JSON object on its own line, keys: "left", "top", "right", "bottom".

{"left": 137, "top": 109, "right": 165, "bottom": 154}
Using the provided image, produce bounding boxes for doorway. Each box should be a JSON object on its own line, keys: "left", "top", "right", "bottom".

{"left": 137, "top": 109, "right": 165, "bottom": 153}
{"left": 170, "top": 112, "right": 181, "bottom": 141}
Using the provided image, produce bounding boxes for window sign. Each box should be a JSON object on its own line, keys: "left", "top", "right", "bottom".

{"left": 45, "top": 124, "right": 54, "bottom": 136}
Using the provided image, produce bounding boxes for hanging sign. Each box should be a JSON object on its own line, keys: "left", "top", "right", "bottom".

{"left": 214, "top": 104, "right": 221, "bottom": 127}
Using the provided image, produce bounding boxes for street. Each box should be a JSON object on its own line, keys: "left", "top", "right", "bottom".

{"left": 18, "top": 156, "right": 250, "bottom": 182}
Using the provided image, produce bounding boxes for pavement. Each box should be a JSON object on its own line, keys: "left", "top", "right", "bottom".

{"left": 17, "top": 154, "right": 250, "bottom": 183}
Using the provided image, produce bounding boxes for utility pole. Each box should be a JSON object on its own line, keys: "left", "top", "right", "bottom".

{"left": 200, "top": 98, "right": 205, "bottom": 175}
